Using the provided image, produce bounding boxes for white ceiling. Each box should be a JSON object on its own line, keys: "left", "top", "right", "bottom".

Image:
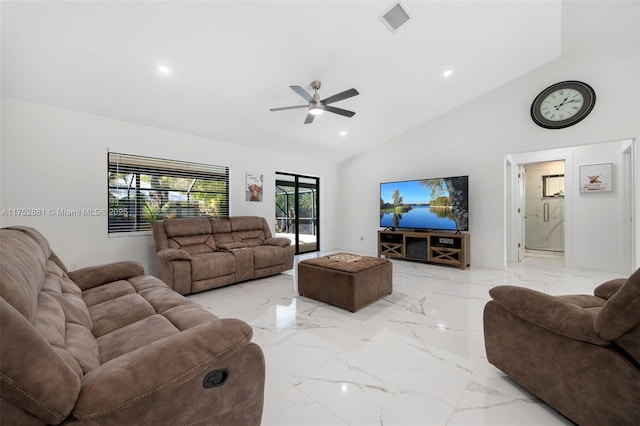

{"left": 1, "top": 0, "right": 561, "bottom": 163}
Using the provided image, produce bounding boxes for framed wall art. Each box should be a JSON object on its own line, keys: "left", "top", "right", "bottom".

{"left": 246, "top": 173, "right": 264, "bottom": 202}
{"left": 580, "top": 163, "right": 612, "bottom": 193}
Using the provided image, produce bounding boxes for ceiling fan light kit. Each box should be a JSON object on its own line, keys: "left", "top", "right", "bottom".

{"left": 270, "top": 80, "right": 359, "bottom": 124}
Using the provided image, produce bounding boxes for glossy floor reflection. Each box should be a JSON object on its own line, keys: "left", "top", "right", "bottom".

{"left": 188, "top": 252, "right": 624, "bottom": 425}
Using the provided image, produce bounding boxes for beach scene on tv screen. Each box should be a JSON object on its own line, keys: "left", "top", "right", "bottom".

{"left": 380, "top": 177, "right": 469, "bottom": 231}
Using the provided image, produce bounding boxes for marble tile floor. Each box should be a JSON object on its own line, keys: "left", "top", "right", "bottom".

{"left": 188, "top": 252, "right": 625, "bottom": 426}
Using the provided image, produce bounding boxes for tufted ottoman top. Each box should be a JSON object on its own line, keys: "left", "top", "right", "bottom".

{"left": 299, "top": 253, "right": 390, "bottom": 274}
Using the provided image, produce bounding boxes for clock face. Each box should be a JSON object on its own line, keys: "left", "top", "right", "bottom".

{"left": 539, "top": 89, "right": 584, "bottom": 122}
{"left": 531, "top": 81, "right": 595, "bottom": 129}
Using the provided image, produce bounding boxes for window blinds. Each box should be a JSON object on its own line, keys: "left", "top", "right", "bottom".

{"left": 107, "top": 152, "right": 229, "bottom": 234}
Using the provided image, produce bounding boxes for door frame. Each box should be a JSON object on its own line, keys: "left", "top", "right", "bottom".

{"left": 506, "top": 149, "right": 574, "bottom": 265}
{"left": 275, "top": 172, "right": 320, "bottom": 255}
{"left": 522, "top": 160, "right": 566, "bottom": 253}
{"left": 622, "top": 142, "right": 636, "bottom": 273}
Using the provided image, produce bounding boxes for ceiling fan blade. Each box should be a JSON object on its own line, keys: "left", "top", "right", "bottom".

{"left": 321, "top": 88, "right": 359, "bottom": 105}
{"left": 324, "top": 105, "right": 356, "bottom": 117}
{"left": 304, "top": 113, "right": 315, "bottom": 124}
{"left": 290, "top": 85, "right": 314, "bottom": 102}
{"left": 269, "top": 105, "right": 308, "bottom": 112}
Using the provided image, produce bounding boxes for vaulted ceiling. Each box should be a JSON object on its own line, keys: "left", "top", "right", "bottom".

{"left": 1, "top": 1, "right": 561, "bottom": 163}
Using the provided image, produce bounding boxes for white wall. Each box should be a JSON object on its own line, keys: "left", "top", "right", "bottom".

{"left": 570, "top": 140, "right": 633, "bottom": 271}
{"left": 0, "top": 98, "right": 338, "bottom": 272}
{"left": 337, "top": 0, "right": 639, "bottom": 271}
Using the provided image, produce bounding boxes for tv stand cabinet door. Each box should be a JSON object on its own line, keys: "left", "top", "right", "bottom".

{"left": 378, "top": 231, "right": 404, "bottom": 258}
{"left": 428, "top": 233, "right": 469, "bottom": 269}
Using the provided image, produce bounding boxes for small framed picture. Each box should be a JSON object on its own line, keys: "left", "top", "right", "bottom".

{"left": 580, "top": 163, "right": 612, "bottom": 193}
{"left": 246, "top": 173, "right": 263, "bottom": 202}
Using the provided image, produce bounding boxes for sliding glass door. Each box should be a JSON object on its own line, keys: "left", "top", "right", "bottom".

{"left": 275, "top": 172, "right": 319, "bottom": 254}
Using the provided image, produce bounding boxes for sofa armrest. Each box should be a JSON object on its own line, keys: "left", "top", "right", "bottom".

{"left": 263, "top": 237, "right": 291, "bottom": 248}
{"left": 489, "top": 286, "right": 608, "bottom": 345}
{"left": 157, "top": 248, "right": 192, "bottom": 261}
{"left": 594, "top": 278, "right": 627, "bottom": 300}
{"left": 68, "top": 261, "right": 145, "bottom": 291}
{"left": 74, "top": 318, "right": 254, "bottom": 422}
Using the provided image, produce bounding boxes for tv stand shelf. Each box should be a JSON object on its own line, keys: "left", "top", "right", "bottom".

{"left": 378, "top": 230, "right": 470, "bottom": 269}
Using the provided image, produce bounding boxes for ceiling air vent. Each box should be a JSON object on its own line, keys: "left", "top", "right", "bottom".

{"left": 380, "top": 2, "right": 411, "bottom": 33}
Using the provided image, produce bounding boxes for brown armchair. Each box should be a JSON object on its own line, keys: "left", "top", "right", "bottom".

{"left": 483, "top": 269, "right": 640, "bottom": 425}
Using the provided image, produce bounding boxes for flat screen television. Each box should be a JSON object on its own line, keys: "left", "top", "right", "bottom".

{"left": 380, "top": 176, "right": 469, "bottom": 231}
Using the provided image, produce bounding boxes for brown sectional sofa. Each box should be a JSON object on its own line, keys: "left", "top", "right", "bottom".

{"left": 0, "top": 226, "right": 265, "bottom": 425}
{"left": 152, "top": 216, "right": 295, "bottom": 295}
{"left": 483, "top": 269, "right": 640, "bottom": 426}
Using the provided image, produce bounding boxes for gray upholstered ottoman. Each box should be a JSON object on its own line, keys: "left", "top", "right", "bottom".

{"left": 297, "top": 253, "right": 392, "bottom": 312}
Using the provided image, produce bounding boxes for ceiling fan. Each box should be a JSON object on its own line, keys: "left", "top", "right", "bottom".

{"left": 269, "top": 80, "right": 359, "bottom": 124}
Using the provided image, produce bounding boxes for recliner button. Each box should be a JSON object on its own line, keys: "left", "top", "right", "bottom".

{"left": 202, "top": 369, "right": 229, "bottom": 388}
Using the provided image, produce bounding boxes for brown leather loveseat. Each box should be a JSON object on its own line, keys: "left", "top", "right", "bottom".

{"left": 483, "top": 269, "right": 640, "bottom": 425}
{"left": 0, "top": 226, "right": 265, "bottom": 425}
{"left": 151, "top": 216, "right": 295, "bottom": 295}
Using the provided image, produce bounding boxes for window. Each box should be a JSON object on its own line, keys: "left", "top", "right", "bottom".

{"left": 542, "top": 174, "right": 564, "bottom": 198}
{"left": 108, "top": 152, "right": 229, "bottom": 234}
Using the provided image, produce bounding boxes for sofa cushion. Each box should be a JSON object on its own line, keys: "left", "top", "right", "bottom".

{"left": 89, "top": 293, "right": 157, "bottom": 337}
{"left": 168, "top": 234, "right": 217, "bottom": 254}
{"left": 66, "top": 323, "right": 101, "bottom": 374}
{"left": 162, "top": 304, "right": 220, "bottom": 330}
{"left": 1, "top": 228, "right": 100, "bottom": 378}
{"left": 210, "top": 217, "right": 232, "bottom": 234}
{"left": 212, "top": 232, "right": 237, "bottom": 245}
{"left": 191, "top": 252, "right": 236, "bottom": 281}
{"left": 231, "top": 216, "right": 270, "bottom": 235}
{"left": 595, "top": 268, "right": 640, "bottom": 340}
{"left": 164, "top": 217, "right": 212, "bottom": 237}
{"left": 235, "top": 229, "right": 267, "bottom": 247}
{"left": 130, "top": 275, "right": 193, "bottom": 314}
{"left": 82, "top": 279, "right": 136, "bottom": 307}
{"left": 0, "top": 228, "right": 49, "bottom": 320}
{"left": 97, "top": 314, "right": 179, "bottom": 363}
{"left": 253, "top": 245, "right": 284, "bottom": 269}
{"left": 162, "top": 217, "right": 216, "bottom": 254}
{"left": 0, "top": 227, "right": 92, "bottom": 423}
{"left": 1, "top": 300, "right": 82, "bottom": 425}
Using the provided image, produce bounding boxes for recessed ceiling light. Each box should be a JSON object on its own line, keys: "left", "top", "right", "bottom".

{"left": 443, "top": 68, "right": 453, "bottom": 78}
{"left": 340, "top": 131, "right": 347, "bottom": 136}
{"left": 157, "top": 64, "right": 171, "bottom": 75}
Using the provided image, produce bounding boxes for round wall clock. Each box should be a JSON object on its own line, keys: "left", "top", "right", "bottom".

{"left": 530, "top": 80, "right": 596, "bottom": 129}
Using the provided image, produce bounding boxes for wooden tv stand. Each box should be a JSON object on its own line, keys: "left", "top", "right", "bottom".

{"left": 378, "top": 229, "right": 470, "bottom": 269}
